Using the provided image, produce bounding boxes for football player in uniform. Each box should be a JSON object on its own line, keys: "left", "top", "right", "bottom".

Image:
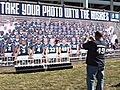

{"left": 4, "top": 39, "right": 15, "bottom": 65}
{"left": 3, "top": 35, "right": 8, "bottom": 46}
{"left": 70, "top": 37, "right": 80, "bottom": 58}
{"left": 32, "top": 32, "right": 38, "bottom": 41}
{"left": 27, "top": 34, "right": 32, "bottom": 47}
{"left": 46, "top": 38, "right": 58, "bottom": 63}
{"left": 4, "top": 39, "right": 15, "bottom": 57}
{"left": 6, "top": 29, "right": 12, "bottom": 38}
{"left": 21, "top": 32, "right": 27, "bottom": 41}
{"left": 59, "top": 39, "right": 70, "bottom": 62}
{"left": 16, "top": 40, "right": 32, "bottom": 65}
{"left": 10, "top": 32, "right": 15, "bottom": 41}
{"left": 16, "top": 40, "right": 30, "bottom": 57}
{"left": 33, "top": 40, "right": 43, "bottom": 55}
{"left": 14, "top": 34, "right": 20, "bottom": 47}
{"left": 33, "top": 40, "right": 44, "bottom": 64}
{"left": 13, "top": 26, "right": 20, "bottom": 35}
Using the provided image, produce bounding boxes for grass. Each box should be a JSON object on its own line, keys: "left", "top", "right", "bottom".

{"left": 0, "top": 60, "right": 120, "bottom": 90}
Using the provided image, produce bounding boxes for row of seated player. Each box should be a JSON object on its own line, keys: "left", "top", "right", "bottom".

{"left": 0, "top": 38, "right": 81, "bottom": 61}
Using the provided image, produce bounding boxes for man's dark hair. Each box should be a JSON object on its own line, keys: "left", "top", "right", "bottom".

{"left": 95, "top": 31, "right": 103, "bottom": 38}
{"left": 115, "top": 39, "right": 118, "bottom": 44}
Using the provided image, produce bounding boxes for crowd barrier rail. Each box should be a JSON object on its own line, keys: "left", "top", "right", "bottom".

{"left": 105, "top": 49, "right": 120, "bottom": 59}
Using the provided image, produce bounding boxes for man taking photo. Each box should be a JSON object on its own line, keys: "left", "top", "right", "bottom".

{"left": 83, "top": 31, "right": 106, "bottom": 90}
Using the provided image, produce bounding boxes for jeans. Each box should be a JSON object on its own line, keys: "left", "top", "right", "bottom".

{"left": 86, "top": 65, "right": 104, "bottom": 90}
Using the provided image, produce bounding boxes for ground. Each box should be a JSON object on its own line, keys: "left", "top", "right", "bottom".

{"left": 0, "top": 59, "right": 120, "bottom": 90}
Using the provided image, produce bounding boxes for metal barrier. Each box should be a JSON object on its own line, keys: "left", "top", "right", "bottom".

{"left": 14, "top": 53, "right": 71, "bottom": 68}
{"left": 14, "top": 59, "right": 44, "bottom": 67}
{"left": 14, "top": 54, "right": 73, "bottom": 72}
{"left": 69, "top": 49, "right": 120, "bottom": 61}
{"left": 69, "top": 49, "right": 88, "bottom": 62}
{"left": 105, "top": 49, "right": 120, "bottom": 58}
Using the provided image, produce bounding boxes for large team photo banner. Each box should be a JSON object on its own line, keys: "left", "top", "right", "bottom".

{"left": 0, "top": 1, "right": 119, "bottom": 22}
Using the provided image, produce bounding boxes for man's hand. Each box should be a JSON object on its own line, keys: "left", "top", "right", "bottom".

{"left": 83, "top": 37, "right": 89, "bottom": 44}
{"left": 89, "top": 36, "right": 95, "bottom": 41}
